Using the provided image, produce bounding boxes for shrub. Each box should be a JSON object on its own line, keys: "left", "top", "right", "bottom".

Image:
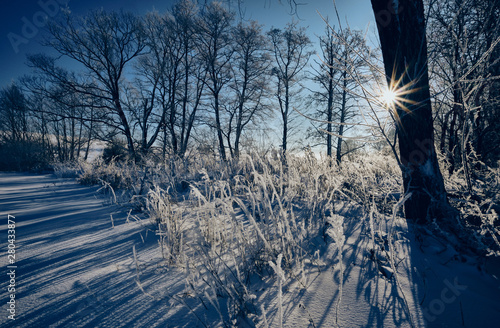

{"left": 0, "top": 138, "right": 53, "bottom": 172}
{"left": 102, "top": 141, "right": 128, "bottom": 164}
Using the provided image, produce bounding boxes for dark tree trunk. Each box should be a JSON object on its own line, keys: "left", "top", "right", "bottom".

{"left": 233, "top": 66, "right": 247, "bottom": 159}
{"left": 282, "top": 80, "right": 289, "bottom": 154}
{"left": 326, "top": 76, "right": 333, "bottom": 158}
{"left": 439, "top": 110, "right": 451, "bottom": 156}
{"left": 371, "top": 0, "right": 449, "bottom": 223}
{"left": 84, "top": 107, "right": 94, "bottom": 161}
{"left": 214, "top": 92, "right": 227, "bottom": 161}
{"left": 114, "top": 97, "right": 135, "bottom": 160}
{"left": 336, "top": 69, "right": 348, "bottom": 165}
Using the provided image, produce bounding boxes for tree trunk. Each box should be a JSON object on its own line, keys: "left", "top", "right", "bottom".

{"left": 282, "top": 80, "right": 289, "bottom": 154}
{"left": 233, "top": 68, "right": 248, "bottom": 159}
{"left": 84, "top": 107, "right": 93, "bottom": 161}
{"left": 336, "top": 69, "right": 348, "bottom": 165}
{"left": 214, "top": 92, "right": 227, "bottom": 161}
{"left": 114, "top": 98, "right": 135, "bottom": 160}
{"left": 371, "top": 0, "right": 449, "bottom": 223}
{"left": 327, "top": 69, "right": 334, "bottom": 158}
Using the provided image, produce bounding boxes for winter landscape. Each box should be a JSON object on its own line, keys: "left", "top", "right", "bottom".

{"left": 1, "top": 0, "right": 499, "bottom": 327}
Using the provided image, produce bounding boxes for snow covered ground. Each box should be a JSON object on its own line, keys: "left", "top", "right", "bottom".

{"left": 1, "top": 172, "right": 499, "bottom": 327}
{"left": 0, "top": 173, "right": 181, "bottom": 327}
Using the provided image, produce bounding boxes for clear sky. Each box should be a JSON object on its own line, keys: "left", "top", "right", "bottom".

{"left": 0, "top": 0, "right": 376, "bottom": 87}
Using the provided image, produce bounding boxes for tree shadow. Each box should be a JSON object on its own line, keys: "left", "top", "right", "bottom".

{"left": 0, "top": 173, "right": 203, "bottom": 328}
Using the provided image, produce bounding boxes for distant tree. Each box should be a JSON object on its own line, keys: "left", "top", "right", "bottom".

{"left": 173, "top": 0, "right": 206, "bottom": 158}
{"left": 227, "top": 21, "right": 271, "bottom": 159}
{"left": 127, "top": 13, "right": 166, "bottom": 160}
{"left": 137, "top": 1, "right": 207, "bottom": 160}
{"left": 268, "top": 21, "right": 312, "bottom": 155}
{"left": 137, "top": 10, "right": 180, "bottom": 159}
{"left": 38, "top": 10, "right": 146, "bottom": 160}
{"left": 0, "top": 84, "right": 53, "bottom": 171}
{"left": 198, "top": 2, "right": 235, "bottom": 161}
{"left": 0, "top": 84, "right": 29, "bottom": 144}
{"left": 311, "top": 22, "right": 370, "bottom": 164}
{"left": 22, "top": 70, "right": 106, "bottom": 162}
{"left": 47, "top": 88, "right": 81, "bottom": 161}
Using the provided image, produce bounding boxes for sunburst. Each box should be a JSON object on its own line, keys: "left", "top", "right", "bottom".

{"left": 379, "top": 68, "right": 422, "bottom": 129}
{"left": 381, "top": 87, "right": 397, "bottom": 106}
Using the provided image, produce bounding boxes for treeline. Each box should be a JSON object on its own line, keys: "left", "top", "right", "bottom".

{"left": 0, "top": 0, "right": 380, "bottom": 170}
{"left": 0, "top": 0, "right": 498, "bottom": 176}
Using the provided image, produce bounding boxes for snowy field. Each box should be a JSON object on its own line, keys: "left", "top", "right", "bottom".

{"left": 1, "top": 172, "right": 499, "bottom": 327}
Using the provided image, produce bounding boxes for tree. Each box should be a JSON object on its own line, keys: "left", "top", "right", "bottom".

{"left": 0, "top": 84, "right": 53, "bottom": 171}
{"left": 268, "top": 21, "right": 312, "bottom": 155}
{"left": 0, "top": 84, "right": 29, "bottom": 144}
{"left": 198, "top": 2, "right": 235, "bottom": 161}
{"left": 173, "top": 0, "right": 206, "bottom": 158}
{"left": 227, "top": 21, "right": 271, "bottom": 159}
{"left": 22, "top": 69, "right": 106, "bottom": 162}
{"left": 41, "top": 10, "right": 146, "bottom": 160}
{"left": 370, "top": 0, "right": 449, "bottom": 223}
{"left": 311, "top": 22, "right": 370, "bottom": 164}
{"left": 46, "top": 88, "right": 82, "bottom": 161}
{"left": 138, "top": 10, "right": 181, "bottom": 159}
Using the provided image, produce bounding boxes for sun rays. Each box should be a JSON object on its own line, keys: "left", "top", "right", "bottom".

{"left": 377, "top": 68, "right": 424, "bottom": 130}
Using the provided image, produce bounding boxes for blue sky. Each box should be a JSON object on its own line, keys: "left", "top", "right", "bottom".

{"left": 0, "top": 0, "right": 376, "bottom": 87}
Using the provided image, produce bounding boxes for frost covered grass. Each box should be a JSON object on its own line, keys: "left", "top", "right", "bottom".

{"left": 52, "top": 150, "right": 500, "bottom": 326}
{"left": 51, "top": 151, "right": 403, "bottom": 325}
{"left": 439, "top": 158, "right": 500, "bottom": 256}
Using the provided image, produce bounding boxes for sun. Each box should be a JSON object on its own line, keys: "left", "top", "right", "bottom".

{"left": 381, "top": 88, "right": 397, "bottom": 106}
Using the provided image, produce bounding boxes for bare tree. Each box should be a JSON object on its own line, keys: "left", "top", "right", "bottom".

{"left": 22, "top": 69, "right": 108, "bottom": 162}
{"left": 137, "top": 10, "right": 179, "bottom": 159}
{"left": 268, "top": 21, "right": 312, "bottom": 155}
{"left": 227, "top": 20, "right": 271, "bottom": 159}
{"left": 0, "top": 84, "right": 53, "bottom": 170}
{"left": 198, "top": 2, "right": 235, "bottom": 161}
{"left": 311, "top": 22, "right": 370, "bottom": 164}
{"left": 173, "top": 0, "right": 206, "bottom": 158}
{"left": 40, "top": 9, "right": 146, "bottom": 160}
{"left": 139, "top": 1, "right": 205, "bottom": 160}
{"left": 0, "top": 84, "right": 29, "bottom": 144}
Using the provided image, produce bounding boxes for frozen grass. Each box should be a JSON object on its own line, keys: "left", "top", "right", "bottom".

{"left": 51, "top": 150, "right": 500, "bottom": 326}
{"left": 52, "top": 151, "right": 402, "bottom": 325}
{"left": 439, "top": 157, "right": 500, "bottom": 256}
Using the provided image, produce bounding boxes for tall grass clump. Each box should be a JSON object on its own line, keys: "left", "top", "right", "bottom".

{"left": 146, "top": 186, "right": 185, "bottom": 263}
{"left": 156, "top": 151, "right": 353, "bottom": 325}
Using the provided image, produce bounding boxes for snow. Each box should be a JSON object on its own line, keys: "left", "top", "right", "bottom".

{"left": 0, "top": 173, "right": 194, "bottom": 327}
{"left": 1, "top": 172, "right": 499, "bottom": 327}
